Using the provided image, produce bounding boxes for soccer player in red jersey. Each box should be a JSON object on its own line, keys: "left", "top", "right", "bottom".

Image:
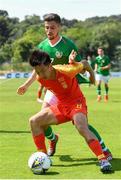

{"left": 27, "top": 49, "right": 113, "bottom": 173}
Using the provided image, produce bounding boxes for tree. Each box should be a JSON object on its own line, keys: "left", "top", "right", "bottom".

{"left": 11, "top": 25, "right": 45, "bottom": 65}
{"left": 89, "top": 22, "right": 121, "bottom": 57}
{"left": 0, "top": 10, "right": 8, "bottom": 17}
{"left": 113, "top": 45, "right": 121, "bottom": 71}
{"left": 0, "top": 12, "right": 121, "bottom": 71}
{"left": 0, "top": 43, "right": 12, "bottom": 64}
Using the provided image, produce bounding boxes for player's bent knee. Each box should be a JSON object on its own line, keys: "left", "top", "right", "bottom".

{"left": 29, "top": 116, "right": 38, "bottom": 127}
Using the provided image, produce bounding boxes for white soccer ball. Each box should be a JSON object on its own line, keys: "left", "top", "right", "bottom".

{"left": 28, "top": 152, "right": 51, "bottom": 174}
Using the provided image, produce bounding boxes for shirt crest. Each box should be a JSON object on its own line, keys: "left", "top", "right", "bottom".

{"left": 55, "top": 51, "right": 63, "bottom": 59}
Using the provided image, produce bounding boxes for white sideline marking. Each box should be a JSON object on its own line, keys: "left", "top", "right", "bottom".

{"left": 0, "top": 78, "right": 13, "bottom": 85}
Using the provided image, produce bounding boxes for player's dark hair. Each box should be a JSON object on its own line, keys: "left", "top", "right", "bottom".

{"left": 43, "top": 13, "right": 61, "bottom": 24}
{"left": 29, "top": 50, "right": 51, "bottom": 67}
{"left": 98, "top": 47, "right": 104, "bottom": 51}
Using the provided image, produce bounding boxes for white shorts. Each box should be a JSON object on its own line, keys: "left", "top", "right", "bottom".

{"left": 43, "top": 90, "right": 58, "bottom": 105}
{"left": 96, "top": 74, "right": 110, "bottom": 83}
{"left": 85, "top": 71, "right": 90, "bottom": 78}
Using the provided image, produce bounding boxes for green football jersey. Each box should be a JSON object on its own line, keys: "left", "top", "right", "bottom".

{"left": 37, "top": 36, "right": 89, "bottom": 84}
{"left": 37, "top": 36, "right": 81, "bottom": 64}
{"left": 95, "top": 55, "right": 110, "bottom": 76}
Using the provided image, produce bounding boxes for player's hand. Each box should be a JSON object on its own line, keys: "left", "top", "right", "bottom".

{"left": 69, "top": 50, "right": 77, "bottom": 64}
{"left": 17, "top": 85, "right": 28, "bottom": 95}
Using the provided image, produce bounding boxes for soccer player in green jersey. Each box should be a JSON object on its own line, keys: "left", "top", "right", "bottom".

{"left": 17, "top": 13, "right": 112, "bottom": 160}
{"left": 95, "top": 48, "right": 111, "bottom": 102}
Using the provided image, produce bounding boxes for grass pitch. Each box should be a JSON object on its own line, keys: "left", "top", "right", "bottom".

{"left": 0, "top": 78, "right": 121, "bottom": 179}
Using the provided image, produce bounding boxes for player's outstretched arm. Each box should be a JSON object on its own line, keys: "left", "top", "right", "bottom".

{"left": 69, "top": 50, "right": 95, "bottom": 84}
{"left": 17, "top": 70, "right": 36, "bottom": 95}
{"left": 54, "top": 50, "right": 95, "bottom": 84}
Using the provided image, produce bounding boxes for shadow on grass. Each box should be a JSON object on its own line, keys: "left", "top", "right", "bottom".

{"left": 53, "top": 155, "right": 97, "bottom": 167}
{"left": 54, "top": 155, "right": 121, "bottom": 172}
{"left": 111, "top": 158, "right": 121, "bottom": 171}
{"left": 34, "top": 171, "right": 60, "bottom": 176}
{"left": 112, "top": 100, "right": 121, "bottom": 103}
{"left": 45, "top": 171, "right": 60, "bottom": 175}
{"left": 0, "top": 130, "right": 30, "bottom": 133}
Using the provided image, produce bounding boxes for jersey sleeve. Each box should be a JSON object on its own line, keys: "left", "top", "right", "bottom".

{"left": 53, "top": 63, "right": 84, "bottom": 78}
{"left": 37, "top": 42, "right": 43, "bottom": 50}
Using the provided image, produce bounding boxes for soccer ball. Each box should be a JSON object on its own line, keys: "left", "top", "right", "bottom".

{"left": 28, "top": 152, "right": 51, "bottom": 174}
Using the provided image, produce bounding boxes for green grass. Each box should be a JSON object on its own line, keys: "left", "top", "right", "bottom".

{"left": 0, "top": 78, "right": 121, "bottom": 179}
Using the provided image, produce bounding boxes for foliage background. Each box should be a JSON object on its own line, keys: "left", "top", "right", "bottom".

{"left": 0, "top": 10, "right": 121, "bottom": 71}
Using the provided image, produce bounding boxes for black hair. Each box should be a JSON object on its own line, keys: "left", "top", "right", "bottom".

{"left": 98, "top": 47, "right": 104, "bottom": 51}
{"left": 29, "top": 50, "right": 51, "bottom": 67}
{"left": 43, "top": 13, "right": 61, "bottom": 24}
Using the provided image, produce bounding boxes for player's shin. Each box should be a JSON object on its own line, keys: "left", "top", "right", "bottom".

{"left": 88, "top": 139, "right": 113, "bottom": 173}
{"left": 88, "top": 125, "right": 111, "bottom": 153}
{"left": 88, "top": 139, "right": 106, "bottom": 160}
{"left": 45, "top": 126, "right": 59, "bottom": 156}
{"left": 45, "top": 126, "right": 56, "bottom": 141}
{"left": 97, "top": 85, "right": 101, "bottom": 95}
{"left": 105, "top": 86, "right": 109, "bottom": 95}
{"left": 33, "top": 133, "right": 47, "bottom": 153}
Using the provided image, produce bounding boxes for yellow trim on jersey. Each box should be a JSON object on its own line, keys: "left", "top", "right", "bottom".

{"left": 53, "top": 62, "right": 84, "bottom": 78}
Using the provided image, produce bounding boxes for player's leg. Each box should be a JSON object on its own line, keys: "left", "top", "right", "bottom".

{"left": 104, "top": 83, "right": 109, "bottom": 102}
{"left": 88, "top": 124, "right": 112, "bottom": 160}
{"left": 44, "top": 126, "right": 59, "bottom": 156}
{"left": 96, "top": 74, "right": 102, "bottom": 102}
{"left": 103, "top": 76, "right": 110, "bottom": 102}
{"left": 73, "top": 112, "right": 112, "bottom": 173}
{"left": 42, "top": 90, "right": 59, "bottom": 156}
{"left": 29, "top": 107, "right": 58, "bottom": 153}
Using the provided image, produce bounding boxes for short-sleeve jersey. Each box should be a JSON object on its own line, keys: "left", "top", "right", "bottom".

{"left": 36, "top": 63, "right": 84, "bottom": 105}
{"left": 37, "top": 36, "right": 84, "bottom": 83}
{"left": 95, "top": 55, "right": 110, "bottom": 76}
{"left": 37, "top": 36, "right": 81, "bottom": 64}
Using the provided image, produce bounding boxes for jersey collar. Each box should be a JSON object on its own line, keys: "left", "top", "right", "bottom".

{"left": 48, "top": 36, "right": 62, "bottom": 47}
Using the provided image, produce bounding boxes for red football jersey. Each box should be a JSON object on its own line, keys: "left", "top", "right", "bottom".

{"left": 37, "top": 63, "right": 85, "bottom": 105}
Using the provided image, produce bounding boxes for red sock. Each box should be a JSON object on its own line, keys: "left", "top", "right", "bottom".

{"left": 37, "top": 91, "right": 42, "bottom": 98}
{"left": 33, "top": 133, "right": 47, "bottom": 153}
{"left": 88, "top": 139, "right": 106, "bottom": 160}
